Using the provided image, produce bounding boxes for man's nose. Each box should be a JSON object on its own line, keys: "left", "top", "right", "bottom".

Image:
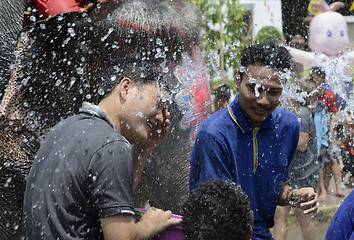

{"left": 256, "top": 92, "right": 270, "bottom": 106}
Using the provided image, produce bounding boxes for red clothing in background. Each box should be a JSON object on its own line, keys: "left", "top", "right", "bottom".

{"left": 317, "top": 89, "right": 338, "bottom": 114}
{"left": 33, "top": 0, "right": 84, "bottom": 19}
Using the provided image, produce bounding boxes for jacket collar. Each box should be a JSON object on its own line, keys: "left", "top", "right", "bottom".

{"left": 228, "top": 94, "right": 274, "bottom": 133}
{"left": 79, "top": 102, "right": 116, "bottom": 130}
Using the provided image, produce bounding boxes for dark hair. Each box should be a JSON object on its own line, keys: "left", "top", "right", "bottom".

{"left": 96, "top": 55, "right": 165, "bottom": 102}
{"left": 239, "top": 41, "right": 292, "bottom": 81}
{"left": 309, "top": 67, "right": 326, "bottom": 79}
{"left": 214, "top": 84, "right": 231, "bottom": 99}
{"left": 182, "top": 179, "right": 254, "bottom": 240}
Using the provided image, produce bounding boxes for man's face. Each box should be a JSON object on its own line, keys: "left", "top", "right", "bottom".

{"left": 238, "top": 65, "right": 283, "bottom": 127}
{"left": 121, "top": 83, "right": 166, "bottom": 145}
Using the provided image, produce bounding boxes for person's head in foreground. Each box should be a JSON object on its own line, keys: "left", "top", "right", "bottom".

{"left": 182, "top": 179, "right": 254, "bottom": 240}
{"left": 235, "top": 41, "right": 292, "bottom": 127}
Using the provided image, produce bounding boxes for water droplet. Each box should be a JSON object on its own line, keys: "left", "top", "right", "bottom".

{"left": 156, "top": 38, "right": 163, "bottom": 46}
{"left": 55, "top": 79, "right": 62, "bottom": 86}
{"left": 29, "top": 15, "right": 36, "bottom": 22}
{"left": 98, "top": 88, "right": 105, "bottom": 96}
{"left": 76, "top": 67, "right": 84, "bottom": 75}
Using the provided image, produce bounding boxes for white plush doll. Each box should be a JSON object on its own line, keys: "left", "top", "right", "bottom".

{"left": 286, "top": 0, "right": 353, "bottom": 103}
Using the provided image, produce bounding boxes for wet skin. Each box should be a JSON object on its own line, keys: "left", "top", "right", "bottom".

{"left": 238, "top": 65, "right": 283, "bottom": 127}
{"left": 120, "top": 83, "right": 167, "bottom": 146}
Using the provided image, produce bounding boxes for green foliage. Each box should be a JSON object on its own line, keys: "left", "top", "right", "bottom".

{"left": 191, "top": 0, "right": 247, "bottom": 82}
{"left": 254, "top": 26, "right": 284, "bottom": 44}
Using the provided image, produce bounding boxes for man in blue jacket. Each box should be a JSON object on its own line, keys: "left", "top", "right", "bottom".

{"left": 189, "top": 41, "right": 319, "bottom": 240}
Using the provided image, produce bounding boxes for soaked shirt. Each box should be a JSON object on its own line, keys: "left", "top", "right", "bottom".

{"left": 23, "top": 102, "right": 134, "bottom": 240}
{"left": 318, "top": 89, "right": 338, "bottom": 114}
{"left": 189, "top": 94, "right": 300, "bottom": 240}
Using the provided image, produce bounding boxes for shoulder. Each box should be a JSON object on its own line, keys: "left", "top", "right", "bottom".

{"left": 49, "top": 114, "right": 130, "bottom": 152}
{"left": 200, "top": 108, "right": 233, "bottom": 133}
{"left": 325, "top": 90, "right": 336, "bottom": 99}
{"left": 273, "top": 108, "right": 300, "bottom": 127}
{"left": 326, "top": 190, "right": 354, "bottom": 239}
{"left": 271, "top": 108, "right": 300, "bottom": 139}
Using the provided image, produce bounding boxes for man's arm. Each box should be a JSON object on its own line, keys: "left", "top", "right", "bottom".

{"left": 297, "top": 131, "right": 309, "bottom": 152}
{"left": 101, "top": 208, "right": 181, "bottom": 240}
{"left": 132, "top": 109, "right": 170, "bottom": 190}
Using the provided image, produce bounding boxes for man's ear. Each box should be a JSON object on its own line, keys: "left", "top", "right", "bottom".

{"left": 234, "top": 69, "right": 241, "bottom": 90}
{"left": 243, "top": 224, "right": 253, "bottom": 240}
{"left": 117, "top": 77, "right": 133, "bottom": 101}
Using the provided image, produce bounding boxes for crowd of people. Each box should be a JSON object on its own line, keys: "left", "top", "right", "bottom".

{"left": 0, "top": 0, "right": 353, "bottom": 239}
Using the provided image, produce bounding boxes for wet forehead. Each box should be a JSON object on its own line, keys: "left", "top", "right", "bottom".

{"left": 245, "top": 65, "right": 283, "bottom": 89}
{"left": 139, "top": 83, "right": 170, "bottom": 104}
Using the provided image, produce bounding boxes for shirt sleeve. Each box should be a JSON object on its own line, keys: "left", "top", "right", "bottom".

{"left": 299, "top": 108, "right": 311, "bottom": 134}
{"left": 189, "top": 130, "right": 232, "bottom": 191}
{"left": 88, "top": 140, "right": 134, "bottom": 218}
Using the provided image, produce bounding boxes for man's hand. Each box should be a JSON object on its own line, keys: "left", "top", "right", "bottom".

{"left": 132, "top": 109, "right": 170, "bottom": 190}
{"left": 143, "top": 109, "right": 170, "bottom": 151}
{"left": 101, "top": 207, "right": 181, "bottom": 240}
{"left": 289, "top": 187, "right": 319, "bottom": 218}
{"left": 137, "top": 207, "right": 182, "bottom": 238}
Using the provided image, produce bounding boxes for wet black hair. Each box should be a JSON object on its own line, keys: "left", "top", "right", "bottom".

{"left": 97, "top": 54, "right": 166, "bottom": 102}
{"left": 214, "top": 84, "right": 231, "bottom": 99}
{"left": 182, "top": 179, "right": 254, "bottom": 240}
{"left": 309, "top": 67, "right": 326, "bottom": 79}
{"left": 239, "top": 41, "right": 292, "bottom": 81}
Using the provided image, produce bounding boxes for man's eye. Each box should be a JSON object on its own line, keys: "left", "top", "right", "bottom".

{"left": 248, "top": 85, "right": 256, "bottom": 91}
{"left": 269, "top": 90, "right": 281, "bottom": 95}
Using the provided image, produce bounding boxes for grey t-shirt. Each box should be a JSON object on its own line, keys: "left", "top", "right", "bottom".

{"left": 289, "top": 106, "right": 319, "bottom": 180}
{"left": 23, "top": 103, "right": 134, "bottom": 240}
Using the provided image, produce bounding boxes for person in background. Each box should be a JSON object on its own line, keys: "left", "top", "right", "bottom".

{"left": 341, "top": 118, "right": 354, "bottom": 188}
{"left": 212, "top": 84, "right": 232, "bottom": 112}
{"left": 23, "top": 56, "right": 181, "bottom": 240}
{"left": 189, "top": 41, "right": 319, "bottom": 240}
{"left": 182, "top": 179, "right": 253, "bottom": 240}
{"left": 274, "top": 85, "right": 319, "bottom": 240}
{"left": 309, "top": 67, "right": 345, "bottom": 199}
